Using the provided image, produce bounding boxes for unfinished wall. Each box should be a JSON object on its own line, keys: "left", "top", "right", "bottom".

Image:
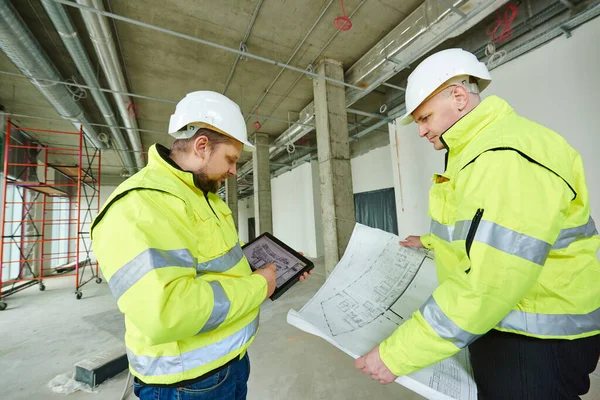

{"left": 99, "top": 185, "right": 118, "bottom": 208}
{"left": 271, "top": 161, "right": 321, "bottom": 258}
{"left": 351, "top": 145, "right": 394, "bottom": 194}
{"left": 237, "top": 196, "right": 255, "bottom": 245}
{"left": 265, "top": 142, "right": 394, "bottom": 259}
{"left": 390, "top": 16, "right": 600, "bottom": 239}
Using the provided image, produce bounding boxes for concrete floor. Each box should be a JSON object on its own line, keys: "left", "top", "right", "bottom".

{"left": 1, "top": 259, "right": 599, "bottom": 400}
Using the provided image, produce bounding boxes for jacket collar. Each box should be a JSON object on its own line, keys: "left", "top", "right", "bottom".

{"left": 150, "top": 144, "right": 201, "bottom": 192}
{"left": 440, "top": 95, "right": 514, "bottom": 159}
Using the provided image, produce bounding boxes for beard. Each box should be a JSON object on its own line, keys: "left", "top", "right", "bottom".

{"left": 193, "top": 170, "right": 222, "bottom": 194}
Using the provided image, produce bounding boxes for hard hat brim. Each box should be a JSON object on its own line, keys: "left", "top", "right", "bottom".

{"left": 399, "top": 112, "right": 414, "bottom": 125}
{"left": 241, "top": 141, "right": 255, "bottom": 152}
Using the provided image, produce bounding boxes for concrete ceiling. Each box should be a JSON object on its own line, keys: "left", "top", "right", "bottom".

{"left": 0, "top": 0, "right": 422, "bottom": 179}
{"left": 2, "top": 0, "right": 592, "bottom": 186}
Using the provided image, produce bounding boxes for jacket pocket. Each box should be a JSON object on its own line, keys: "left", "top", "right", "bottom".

{"left": 465, "top": 208, "right": 484, "bottom": 273}
{"left": 429, "top": 174, "right": 456, "bottom": 225}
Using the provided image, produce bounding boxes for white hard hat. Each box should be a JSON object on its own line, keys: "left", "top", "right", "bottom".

{"left": 168, "top": 91, "right": 255, "bottom": 152}
{"left": 399, "top": 48, "right": 492, "bottom": 125}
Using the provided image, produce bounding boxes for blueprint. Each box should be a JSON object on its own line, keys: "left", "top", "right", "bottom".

{"left": 287, "top": 224, "right": 477, "bottom": 400}
{"left": 243, "top": 235, "right": 307, "bottom": 288}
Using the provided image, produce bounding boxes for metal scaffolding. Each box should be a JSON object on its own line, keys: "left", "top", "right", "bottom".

{"left": 0, "top": 118, "right": 102, "bottom": 310}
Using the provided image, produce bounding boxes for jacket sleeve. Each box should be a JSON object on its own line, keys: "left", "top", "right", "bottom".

{"left": 92, "top": 190, "right": 267, "bottom": 346}
{"left": 378, "top": 151, "right": 571, "bottom": 376}
{"left": 420, "top": 234, "right": 435, "bottom": 250}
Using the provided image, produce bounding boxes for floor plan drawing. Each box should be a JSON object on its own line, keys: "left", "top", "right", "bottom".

{"left": 249, "top": 244, "right": 291, "bottom": 268}
{"left": 243, "top": 235, "right": 306, "bottom": 288}
{"left": 287, "top": 224, "right": 477, "bottom": 400}
{"left": 321, "top": 238, "right": 426, "bottom": 336}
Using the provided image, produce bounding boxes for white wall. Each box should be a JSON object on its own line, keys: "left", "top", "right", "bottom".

{"left": 271, "top": 161, "right": 322, "bottom": 257}
{"left": 237, "top": 196, "right": 255, "bottom": 244}
{"left": 265, "top": 144, "right": 395, "bottom": 258}
{"left": 99, "top": 185, "right": 117, "bottom": 208}
{"left": 390, "top": 16, "right": 600, "bottom": 239}
{"left": 351, "top": 146, "right": 395, "bottom": 194}
{"left": 390, "top": 122, "right": 443, "bottom": 240}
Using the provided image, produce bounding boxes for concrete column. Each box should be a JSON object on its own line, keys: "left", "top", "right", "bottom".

{"left": 313, "top": 58, "right": 355, "bottom": 275}
{"left": 252, "top": 133, "right": 273, "bottom": 235}
{"left": 225, "top": 175, "right": 238, "bottom": 229}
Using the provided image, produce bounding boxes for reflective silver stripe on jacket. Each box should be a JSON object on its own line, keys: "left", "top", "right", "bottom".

{"left": 419, "top": 296, "right": 481, "bottom": 349}
{"left": 497, "top": 307, "right": 600, "bottom": 336}
{"left": 109, "top": 248, "right": 196, "bottom": 300}
{"left": 196, "top": 243, "right": 244, "bottom": 274}
{"left": 430, "top": 217, "right": 597, "bottom": 262}
{"left": 552, "top": 217, "right": 598, "bottom": 249}
{"left": 109, "top": 242, "right": 245, "bottom": 300}
{"left": 198, "top": 281, "right": 231, "bottom": 334}
{"left": 458, "top": 220, "right": 551, "bottom": 266}
{"left": 430, "top": 220, "right": 454, "bottom": 243}
{"left": 127, "top": 316, "right": 259, "bottom": 377}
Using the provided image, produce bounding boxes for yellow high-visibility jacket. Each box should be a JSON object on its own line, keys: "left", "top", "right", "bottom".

{"left": 380, "top": 96, "right": 600, "bottom": 376}
{"left": 91, "top": 144, "right": 267, "bottom": 385}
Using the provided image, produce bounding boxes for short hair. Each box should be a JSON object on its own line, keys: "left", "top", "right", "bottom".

{"left": 170, "top": 128, "right": 233, "bottom": 154}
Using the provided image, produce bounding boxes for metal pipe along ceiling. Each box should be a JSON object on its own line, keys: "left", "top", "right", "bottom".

{"left": 244, "top": 0, "right": 336, "bottom": 123}
{"left": 249, "top": 0, "right": 368, "bottom": 131}
{"left": 0, "top": 0, "right": 106, "bottom": 150}
{"left": 343, "top": 0, "right": 508, "bottom": 105}
{"left": 51, "top": 0, "right": 367, "bottom": 92}
{"left": 0, "top": 67, "right": 320, "bottom": 128}
{"left": 40, "top": 0, "right": 136, "bottom": 174}
{"left": 75, "top": 0, "right": 145, "bottom": 170}
{"left": 222, "top": 0, "right": 264, "bottom": 95}
{"left": 236, "top": 0, "right": 506, "bottom": 181}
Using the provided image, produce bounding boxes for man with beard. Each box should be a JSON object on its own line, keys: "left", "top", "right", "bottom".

{"left": 91, "top": 91, "right": 309, "bottom": 399}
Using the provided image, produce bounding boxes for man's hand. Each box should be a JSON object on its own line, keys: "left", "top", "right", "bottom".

{"left": 299, "top": 270, "right": 313, "bottom": 281}
{"left": 399, "top": 235, "right": 424, "bottom": 249}
{"left": 297, "top": 251, "right": 313, "bottom": 282}
{"left": 355, "top": 345, "right": 398, "bottom": 385}
{"left": 252, "top": 264, "right": 277, "bottom": 299}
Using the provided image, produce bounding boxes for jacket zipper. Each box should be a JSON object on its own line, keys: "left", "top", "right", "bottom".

{"left": 205, "top": 193, "right": 220, "bottom": 220}
{"left": 465, "top": 208, "right": 484, "bottom": 272}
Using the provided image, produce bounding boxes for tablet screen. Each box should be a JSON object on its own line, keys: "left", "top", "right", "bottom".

{"left": 243, "top": 235, "right": 307, "bottom": 288}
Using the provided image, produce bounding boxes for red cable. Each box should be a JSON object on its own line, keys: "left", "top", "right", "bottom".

{"left": 334, "top": 0, "right": 352, "bottom": 31}
{"left": 486, "top": 3, "right": 518, "bottom": 43}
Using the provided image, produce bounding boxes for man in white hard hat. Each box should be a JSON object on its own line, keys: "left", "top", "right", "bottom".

{"left": 355, "top": 49, "right": 600, "bottom": 398}
{"left": 91, "top": 91, "right": 310, "bottom": 399}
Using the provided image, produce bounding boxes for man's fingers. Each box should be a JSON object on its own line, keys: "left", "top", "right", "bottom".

{"left": 355, "top": 357, "right": 365, "bottom": 369}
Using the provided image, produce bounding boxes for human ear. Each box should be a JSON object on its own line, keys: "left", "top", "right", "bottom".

{"left": 193, "top": 135, "right": 210, "bottom": 158}
{"left": 453, "top": 85, "right": 469, "bottom": 112}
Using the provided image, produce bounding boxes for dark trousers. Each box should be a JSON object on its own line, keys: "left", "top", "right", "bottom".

{"left": 469, "top": 329, "right": 600, "bottom": 400}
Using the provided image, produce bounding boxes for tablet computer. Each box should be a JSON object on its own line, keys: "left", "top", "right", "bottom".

{"left": 242, "top": 232, "right": 314, "bottom": 300}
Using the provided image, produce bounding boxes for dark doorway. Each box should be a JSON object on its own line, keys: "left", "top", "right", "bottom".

{"left": 248, "top": 217, "right": 256, "bottom": 241}
{"left": 354, "top": 188, "right": 398, "bottom": 235}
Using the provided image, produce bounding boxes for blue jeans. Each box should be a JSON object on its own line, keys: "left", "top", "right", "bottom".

{"left": 133, "top": 354, "right": 250, "bottom": 400}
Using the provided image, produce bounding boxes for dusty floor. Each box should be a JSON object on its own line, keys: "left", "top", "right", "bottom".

{"left": 1, "top": 259, "right": 599, "bottom": 399}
